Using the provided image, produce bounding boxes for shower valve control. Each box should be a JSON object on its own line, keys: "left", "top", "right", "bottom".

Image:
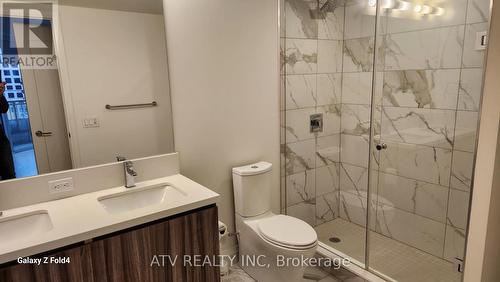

{"left": 376, "top": 143, "right": 388, "bottom": 151}
{"left": 310, "top": 114, "right": 323, "bottom": 133}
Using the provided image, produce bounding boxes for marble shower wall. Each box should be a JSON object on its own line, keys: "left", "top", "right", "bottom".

{"left": 280, "top": 0, "right": 490, "bottom": 265}
{"left": 281, "top": 0, "right": 344, "bottom": 227}
{"left": 339, "top": 0, "right": 490, "bottom": 262}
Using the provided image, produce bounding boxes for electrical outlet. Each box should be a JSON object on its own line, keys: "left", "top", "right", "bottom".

{"left": 83, "top": 118, "right": 100, "bottom": 128}
{"left": 49, "top": 178, "right": 74, "bottom": 194}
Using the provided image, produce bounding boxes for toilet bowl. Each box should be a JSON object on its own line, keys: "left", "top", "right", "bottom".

{"left": 232, "top": 162, "right": 318, "bottom": 282}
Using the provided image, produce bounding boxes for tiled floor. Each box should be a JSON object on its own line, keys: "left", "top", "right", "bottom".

{"left": 221, "top": 263, "right": 365, "bottom": 282}
{"left": 13, "top": 148, "right": 37, "bottom": 177}
{"left": 315, "top": 218, "right": 462, "bottom": 282}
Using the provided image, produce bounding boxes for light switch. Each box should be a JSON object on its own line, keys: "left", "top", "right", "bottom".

{"left": 475, "top": 31, "right": 488, "bottom": 51}
{"left": 83, "top": 118, "right": 100, "bottom": 128}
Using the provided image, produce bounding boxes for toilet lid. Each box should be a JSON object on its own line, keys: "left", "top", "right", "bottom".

{"left": 258, "top": 215, "right": 317, "bottom": 248}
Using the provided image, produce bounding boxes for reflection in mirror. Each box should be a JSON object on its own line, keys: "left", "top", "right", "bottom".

{"left": 0, "top": 0, "right": 174, "bottom": 181}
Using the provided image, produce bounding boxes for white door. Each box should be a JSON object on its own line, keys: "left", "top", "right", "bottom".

{"left": 14, "top": 22, "right": 72, "bottom": 174}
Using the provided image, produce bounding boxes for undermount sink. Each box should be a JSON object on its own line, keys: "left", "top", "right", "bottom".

{"left": 0, "top": 211, "right": 53, "bottom": 244}
{"left": 98, "top": 183, "right": 187, "bottom": 214}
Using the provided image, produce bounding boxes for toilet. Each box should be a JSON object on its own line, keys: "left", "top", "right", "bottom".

{"left": 232, "top": 162, "right": 318, "bottom": 282}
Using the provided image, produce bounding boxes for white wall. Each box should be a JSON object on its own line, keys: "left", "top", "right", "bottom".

{"left": 464, "top": 1, "right": 500, "bottom": 280}
{"left": 58, "top": 6, "right": 174, "bottom": 167}
{"left": 163, "top": 0, "right": 280, "bottom": 254}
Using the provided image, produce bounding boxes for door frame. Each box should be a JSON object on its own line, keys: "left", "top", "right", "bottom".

{"left": 0, "top": 0, "right": 82, "bottom": 168}
{"left": 50, "top": 0, "right": 82, "bottom": 168}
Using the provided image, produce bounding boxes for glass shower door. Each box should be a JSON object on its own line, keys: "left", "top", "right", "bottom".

{"left": 280, "top": 0, "right": 377, "bottom": 270}
{"left": 366, "top": 0, "right": 491, "bottom": 281}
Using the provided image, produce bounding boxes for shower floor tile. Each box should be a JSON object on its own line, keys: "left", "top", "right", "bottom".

{"left": 315, "top": 219, "right": 462, "bottom": 282}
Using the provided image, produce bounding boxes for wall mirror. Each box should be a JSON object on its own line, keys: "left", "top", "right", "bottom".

{"left": 0, "top": 0, "right": 174, "bottom": 181}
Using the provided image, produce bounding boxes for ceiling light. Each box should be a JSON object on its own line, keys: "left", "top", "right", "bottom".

{"left": 414, "top": 4, "right": 422, "bottom": 13}
{"left": 420, "top": 5, "right": 432, "bottom": 14}
{"left": 382, "top": 0, "right": 396, "bottom": 9}
{"left": 397, "top": 1, "right": 411, "bottom": 11}
{"left": 433, "top": 7, "right": 445, "bottom": 16}
{"left": 368, "top": 0, "right": 377, "bottom": 7}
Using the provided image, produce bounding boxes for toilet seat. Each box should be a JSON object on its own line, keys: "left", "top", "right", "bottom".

{"left": 258, "top": 215, "right": 317, "bottom": 250}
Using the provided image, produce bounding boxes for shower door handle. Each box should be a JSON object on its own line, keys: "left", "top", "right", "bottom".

{"left": 375, "top": 143, "right": 387, "bottom": 151}
{"left": 35, "top": 130, "right": 53, "bottom": 137}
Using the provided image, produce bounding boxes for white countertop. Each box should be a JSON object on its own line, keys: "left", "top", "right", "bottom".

{"left": 0, "top": 174, "right": 219, "bottom": 264}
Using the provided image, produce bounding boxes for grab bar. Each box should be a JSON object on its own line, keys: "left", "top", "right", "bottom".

{"left": 105, "top": 101, "right": 157, "bottom": 110}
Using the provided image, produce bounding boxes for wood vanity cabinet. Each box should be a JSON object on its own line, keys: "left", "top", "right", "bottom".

{"left": 0, "top": 205, "right": 220, "bottom": 282}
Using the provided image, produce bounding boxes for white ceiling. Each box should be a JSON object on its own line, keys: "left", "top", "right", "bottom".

{"left": 59, "top": 0, "right": 163, "bottom": 15}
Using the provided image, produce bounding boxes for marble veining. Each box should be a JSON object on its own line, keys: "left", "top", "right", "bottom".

{"left": 341, "top": 104, "right": 372, "bottom": 136}
{"left": 318, "top": 40, "right": 343, "bottom": 73}
{"left": 458, "top": 68, "right": 483, "bottom": 111}
{"left": 343, "top": 37, "right": 375, "bottom": 72}
{"left": 287, "top": 169, "right": 316, "bottom": 206}
{"left": 285, "top": 74, "right": 317, "bottom": 110}
{"left": 316, "top": 134, "right": 341, "bottom": 166}
{"left": 281, "top": 0, "right": 488, "bottom": 268}
{"left": 446, "top": 189, "right": 470, "bottom": 231}
{"left": 375, "top": 204, "right": 446, "bottom": 257}
{"left": 383, "top": 69, "right": 460, "bottom": 109}
{"left": 340, "top": 163, "right": 368, "bottom": 195}
{"left": 454, "top": 111, "right": 479, "bottom": 153}
{"left": 339, "top": 191, "right": 371, "bottom": 227}
{"left": 284, "top": 140, "right": 316, "bottom": 174}
{"left": 317, "top": 104, "right": 342, "bottom": 137}
{"left": 379, "top": 142, "right": 452, "bottom": 186}
{"left": 381, "top": 107, "right": 456, "bottom": 149}
{"left": 316, "top": 193, "right": 339, "bottom": 224}
{"left": 285, "top": 107, "right": 317, "bottom": 142}
{"left": 384, "top": 26, "right": 464, "bottom": 71}
{"left": 377, "top": 172, "right": 448, "bottom": 223}
{"left": 450, "top": 151, "right": 474, "bottom": 191}
{"left": 342, "top": 72, "right": 373, "bottom": 105}
{"left": 444, "top": 224, "right": 466, "bottom": 262}
{"left": 317, "top": 73, "right": 342, "bottom": 106}
{"left": 340, "top": 134, "right": 371, "bottom": 168}
{"left": 316, "top": 164, "right": 340, "bottom": 196}
{"left": 285, "top": 39, "right": 318, "bottom": 74}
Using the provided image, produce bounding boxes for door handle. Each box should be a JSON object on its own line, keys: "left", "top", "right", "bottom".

{"left": 375, "top": 143, "right": 387, "bottom": 151}
{"left": 35, "top": 130, "right": 53, "bottom": 137}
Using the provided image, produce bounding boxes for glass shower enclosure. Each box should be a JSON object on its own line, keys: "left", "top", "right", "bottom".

{"left": 280, "top": 0, "right": 491, "bottom": 281}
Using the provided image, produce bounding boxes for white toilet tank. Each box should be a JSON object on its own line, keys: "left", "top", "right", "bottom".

{"left": 232, "top": 162, "right": 272, "bottom": 217}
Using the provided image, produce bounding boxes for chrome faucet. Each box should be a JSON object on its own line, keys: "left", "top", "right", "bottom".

{"left": 116, "top": 156, "right": 138, "bottom": 188}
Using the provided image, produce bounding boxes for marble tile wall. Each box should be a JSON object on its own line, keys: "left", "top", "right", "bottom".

{"left": 281, "top": 0, "right": 490, "bottom": 265}
{"left": 338, "top": 0, "right": 379, "bottom": 236}
{"left": 382, "top": 0, "right": 487, "bottom": 263}
{"left": 339, "top": 0, "right": 488, "bottom": 263}
{"left": 282, "top": 0, "right": 344, "bottom": 227}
